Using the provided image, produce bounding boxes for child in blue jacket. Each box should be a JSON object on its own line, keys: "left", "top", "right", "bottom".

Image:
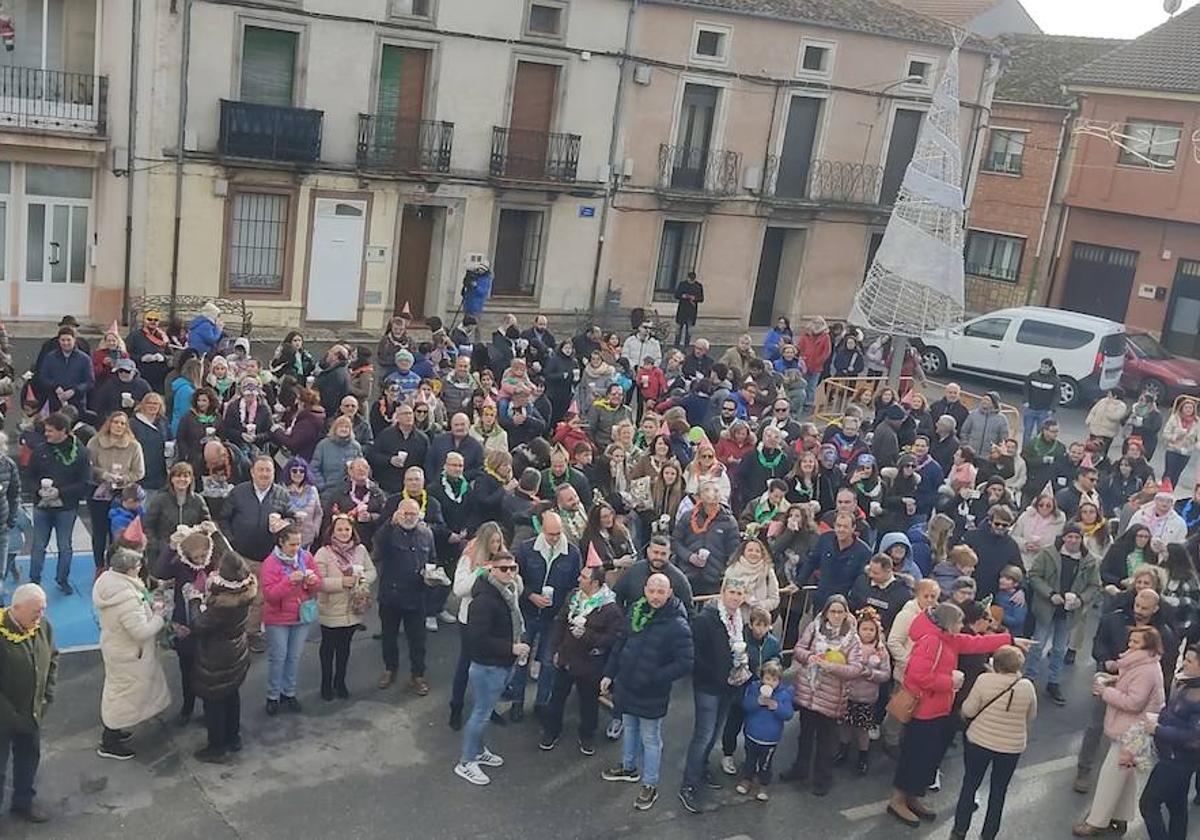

{"left": 721, "top": 607, "right": 782, "bottom": 773}
{"left": 736, "top": 660, "right": 795, "bottom": 801}
{"left": 992, "top": 565, "right": 1028, "bottom": 635}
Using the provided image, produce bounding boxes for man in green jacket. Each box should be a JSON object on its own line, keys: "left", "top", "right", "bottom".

{"left": 0, "top": 583, "right": 57, "bottom": 823}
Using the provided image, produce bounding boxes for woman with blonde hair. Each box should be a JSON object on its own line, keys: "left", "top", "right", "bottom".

{"left": 1011, "top": 493, "right": 1066, "bottom": 568}
{"left": 684, "top": 439, "right": 731, "bottom": 504}
{"left": 448, "top": 521, "right": 507, "bottom": 730}
{"left": 469, "top": 401, "right": 509, "bottom": 456}
{"left": 309, "top": 414, "right": 363, "bottom": 490}
{"left": 87, "top": 411, "right": 146, "bottom": 564}
{"left": 131, "top": 391, "right": 171, "bottom": 491}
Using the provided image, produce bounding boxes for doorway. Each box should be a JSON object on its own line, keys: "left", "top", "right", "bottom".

{"left": 751, "top": 228, "right": 786, "bottom": 326}
{"left": 507, "top": 61, "right": 558, "bottom": 179}
{"left": 1061, "top": 242, "right": 1137, "bottom": 323}
{"left": 1163, "top": 260, "right": 1200, "bottom": 358}
{"left": 305, "top": 198, "right": 367, "bottom": 323}
{"left": 394, "top": 204, "right": 438, "bottom": 317}
{"left": 880, "top": 109, "right": 923, "bottom": 205}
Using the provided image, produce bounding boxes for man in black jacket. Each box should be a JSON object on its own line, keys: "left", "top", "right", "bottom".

{"left": 1075, "top": 589, "right": 1177, "bottom": 793}
{"left": 367, "top": 404, "right": 429, "bottom": 494}
{"left": 374, "top": 498, "right": 437, "bottom": 696}
{"left": 614, "top": 536, "right": 694, "bottom": 614}
{"left": 1022, "top": 358, "right": 1060, "bottom": 443}
{"left": 217, "top": 455, "right": 290, "bottom": 651}
{"left": 962, "top": 505, "right": 1023, "bottom": 600}
{"left": 679, "top": 578, "right": 748, "bottom": 814}
{"left": 929, "top": 383, "right": 969, "bottom": 434}
{"left": 673, "top": 272, "right": 704, "bottom": 347}
{"left": 28, "top": 413, "right": 91, "bottom": 595}
{"left": 313, "top": 345, "right": 352, "bottom": 417}
{"left": 848, "top": 554, "right": 912, "bottom": 634}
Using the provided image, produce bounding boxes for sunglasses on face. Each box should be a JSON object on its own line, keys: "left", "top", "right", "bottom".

{"left": 290, "top": 467, "right": 306, "bottom": 474}
{"left": 494, "top": 564, "right": 518, "bottom": 572}
{"left": 774, "top": 407, "right": 788, "bottom": 413}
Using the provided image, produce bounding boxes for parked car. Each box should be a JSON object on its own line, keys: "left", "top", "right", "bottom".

{"left": 1120, "top": 332, "right": 1200, "bottom": 403}
{"left": 919, "top": 306, "right": 1126, "bottom": 407}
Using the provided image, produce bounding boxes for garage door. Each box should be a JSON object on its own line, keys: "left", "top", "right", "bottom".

{"left": 1061, "top": 242, "right": 1138, "bottom": 323}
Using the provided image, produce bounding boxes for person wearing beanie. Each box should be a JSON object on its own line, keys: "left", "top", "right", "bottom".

{"left": 960, "top": 391, "right": 1009, "bottom": 456}
{"left": 386, "top": 349, "right": 421, "bottom": 397}
{"left": 871, "top": 404, "right": 906, "bottom": 469}
{"left": 1025, "top": 523, "right": 1100, "bottom": 706}
{"left": 349, "top": 346, "right": 375, "bottom": 408}
{"left": 187, "top": 301, "right": 225, "bottom": 357}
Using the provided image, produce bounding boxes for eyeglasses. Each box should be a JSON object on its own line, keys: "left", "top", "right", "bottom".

{"left": 774, "top": 407, "right": 789, "bottom": 413}
{"left": 415, "top": 408, "right": 428, "bottom": 414}
{"left": 145, "top": 318, "right": 159, "bottom": 324}
{"left": 290, "top": 467, "right": 306, "bottom": 474}
{"left": 494, "top": 564, "right": 518, "bottom": 572}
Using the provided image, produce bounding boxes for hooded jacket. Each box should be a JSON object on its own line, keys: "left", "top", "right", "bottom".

{"left": 741, "top": 679, "right": 796, "bottom": 745}
{"left": 960, "top": 396, "right": 1009, "bottom": 453}
{"left": 604, "top": 596, "right": 694, "bottom": 719}
{"left": 93, "top": 569, "right": 171, "bottom": 730}
{"left": 192, "top": 577, "right": 258, "bottom": 699}
{"left": 1152, "top": 675, "right": 1200, "bottom": 764}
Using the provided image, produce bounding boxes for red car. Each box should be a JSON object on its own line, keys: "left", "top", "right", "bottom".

{"left": 1120, "top": 332, "right": 1200, "bottom": 402}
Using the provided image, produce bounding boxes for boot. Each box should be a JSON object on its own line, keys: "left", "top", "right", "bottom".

{"left": 855, "top": 750, "right": 869, "bottom": 776}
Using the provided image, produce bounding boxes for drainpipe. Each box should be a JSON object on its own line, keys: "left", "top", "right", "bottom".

{"left": 120, "top": 0, "right": 141, "bottom": 327}
{"left": 168, "top": 0, "right": 193, "bottom": 321}
{"left": 586, "top": 0, "right": 637, "bottom": 319}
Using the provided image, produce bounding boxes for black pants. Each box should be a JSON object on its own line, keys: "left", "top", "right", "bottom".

{"left": 743, "top": 738, "right": 778, "bottom": 785}
{"left": 543, "top": 668, "right": 601, "bottom": 741}
{"left": 791, "top": 707, "right": 838, "bottom": 789}
{"left": 894, "top": 715, "right": 957, "bottom": 796}
{"left": 722, "top": 701, "right": 745, "bottom": 757}
{"left": 379, "top": 603, "right": 426, "bottom": 677}
{"left": 176, "top": 640, "right": 196, "bottom": 715}
{"left": 450, "top": 624, "right": 471, "bottom": 712}
{"left": 202, "top": 690, "right": 241, "bottom": 752}
{"left": 953, "top": 740, "right": 1020, "bottom": 840}
{"left": 319, "top": 625, "right": 356, "bottom": 691}
{"left": 87, "top": 497, "right": 112, "bottom": 568}
{"left": 0, "top": 727, "right": 40, "bottom": 810}
{"left": 675, "top": 322, "right": 692, "bottom": 347}
{"left": 1140, "top": 758, "right": 1193, "bottom": 840}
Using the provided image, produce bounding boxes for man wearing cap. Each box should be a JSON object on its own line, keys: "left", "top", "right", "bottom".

{"left": 1022, "top": 358, "right": 1060, "bottom": 443}
{"left": 126, "top": 310, "right": 171, "bottom": 392}
{"left": 36, "top": 328, "right": 94, "bottom": 414}
{"left": 872, "top": 404, "right": 906, "bottom": 468}
{"left": 91, "top": 359, "right": 152, "bottom": 422}
{"left": 386, "top": 349, "right": 421, "bottom": 398}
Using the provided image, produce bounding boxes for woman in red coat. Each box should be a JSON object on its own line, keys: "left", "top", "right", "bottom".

{"left": 887, "top": 603, "right": 1023, "bottom": 827}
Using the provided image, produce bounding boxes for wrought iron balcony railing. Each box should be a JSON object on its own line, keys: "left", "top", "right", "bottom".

{"left": 219, "top": 100, "right": 323, "bottom": 164}
{"left": 489, "top": 126, "right": 580, "bottom": 182}
{"left": 763, "top": 156, "right": 885, "bottom": 206}
{"left": 658, "top": 144, "right": 741, "bottom": 196}
{"left": 0, "top": 66, "right": 107, "bottom": 134}
{"left": 357, "top": 114, "right": 453, "bottom": 173}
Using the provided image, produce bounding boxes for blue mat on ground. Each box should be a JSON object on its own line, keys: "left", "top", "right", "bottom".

{"left": 11, "top": 554, "right": 101, "bottom": 650}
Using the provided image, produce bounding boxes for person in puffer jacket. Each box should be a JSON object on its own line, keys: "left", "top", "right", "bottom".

{"left": 735, "top": 661, "right": 795, "bottom": 800}
{"left": 779, "top": 594, "right": 862, "bottom": 796}
{"left": 1139, "top": 643, "right": 1200, "bottom": 840}
{"left": 837, "top": 607, "right": 891, "bottom": 776}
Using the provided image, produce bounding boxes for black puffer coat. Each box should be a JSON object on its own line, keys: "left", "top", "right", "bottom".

{"left": 191, "top": 577, "right": 257, "bottom": 700}
{"left": 604, "top": 596, "right": 694, "bottom": 719}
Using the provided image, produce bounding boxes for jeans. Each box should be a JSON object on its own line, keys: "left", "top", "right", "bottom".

{"left": 319, "top": 625, "right": 355, "bottom": 692}
{"left": 543, "top": 669, "right": 601, "bottom": 742}
{"left": 1022, "top": 408, "right": 1053, "bottom": 444}
{"left": 203, "top": 690, "right": 241, "bottom": 752}
{"left": 265, "top": 623, "right": 309, "bottom": 700}
{"left": 0, "top": 727, "right": 40, "bottom": 810}
{"left": 1163, "top": 451, "right": 1190, "bottom": 488}
{"left": 0, "top": 527, "right": 10, "bottom": 605}
{"left": 1140, "top": 758, "right": 1192, "bottom": 840}
{"left": 379, "top": 603, "right": 426, "bottom": 678}
{"left": 29, "top": 507, "right": 76, "bottom": 586}
{"left": 507, "top": 619, "right": 554, "bottom": 707}
{"left": 450, "top": 625, "right": 471, "bottom": 712}
{"left": 804, "top": 372, "right": 821, "bottom": 410}
{"left": 742, "top": 738, "right": 778, "bottom": 786}
{"left": 87, "top": 497, "right": 113, "bottom": 568}
{"left": 953, "top": 740, "right": 1020, "bottom": 839}
{"left": 461, "top": 663, "right": 509, "bottom": 764}
{"left": 683, "top": 689, "right": 733, "bottom": 788}
{"left": 1025, "top": 612, "right": 1070, "bottom": 684}
{"left": 621, "top": 714, "right": 664, "bottom": 786}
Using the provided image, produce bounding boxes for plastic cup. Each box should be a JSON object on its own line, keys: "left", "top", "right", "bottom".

{"left": 542, "top": 585, "right": 555, "bottom": 601}
{"left": 121, "top": 391, "right": 132, "bottom": 403}
{"left": 40, "top": 478, "right": 52, "bottom": 489}
{"left": 760, "top": 683, "right": 774, "bottom": 698}
{"left": 731, "top": 640, "right": 747, "bottom": 655}
{"left": 164, "top": 441, "right": 176, "bottom": 459}
{"left": 205, "top": 426, "right": 216, "bottom": 437}
{"left": 698, "top": 548, "right": 710, "bottom": 560}
{"left": 425, "top": 563, "right": 437, "bottom": 574}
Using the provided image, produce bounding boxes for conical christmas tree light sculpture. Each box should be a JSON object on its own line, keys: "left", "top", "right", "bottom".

{"left": 850, "top": 39, "right": 966, "bottom": 345}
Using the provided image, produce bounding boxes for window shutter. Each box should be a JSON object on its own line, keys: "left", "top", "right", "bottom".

{"left": 241, "top": 27, "right": 298, "bottom": 107}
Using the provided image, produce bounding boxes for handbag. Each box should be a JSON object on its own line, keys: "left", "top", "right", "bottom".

{"left": 295, "top": 554, "right": 318, "bottom": 624}
{"left": 886, "top": 642, "right": 943, "bottom": 724}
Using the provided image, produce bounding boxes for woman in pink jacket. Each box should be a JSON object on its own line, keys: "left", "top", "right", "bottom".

{"left": 888, "top": 603, "right": 1016, "bottom": 827}
{"left": 260, "top": 524, "right": 322, "bottom": 716}
{"left": 779, "top": 594, "right": 862, "bottom": 796}
{"left": 1073, "top": 626, "right": 1166, "bottom": 836}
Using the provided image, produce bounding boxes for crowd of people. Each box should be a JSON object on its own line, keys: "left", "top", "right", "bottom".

{"left": 0, "top": 302, "right": 1196, "bottom": 840}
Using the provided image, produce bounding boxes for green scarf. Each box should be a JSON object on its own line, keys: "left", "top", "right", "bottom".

{"left": 1027, "top": 435, "right": 1060, "bottom": 458}
{"left": 630, "top": 597, "right": 657, "bottom": 633}
{"left": 52, "top": 437, "right": 79, "bottom": 466}
{"left": 753, "top": 496, "right": 778, "bottom": 524}
{"left": 756, "top": 446, "right": 784, "bottom": 471}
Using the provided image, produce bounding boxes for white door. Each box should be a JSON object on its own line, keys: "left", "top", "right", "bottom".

{"left": 305, "top": 199, "right": 367, "bottom": 323}
{"left": 23, "top": 199, "right": 89, "bottom": 317}
{"left": 949, "top": 316, "right": 1012, "bottom": 375}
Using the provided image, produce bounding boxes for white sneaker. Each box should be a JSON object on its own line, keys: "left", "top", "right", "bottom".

{"left": 929, "top": 768, "right": 942, "bottom": 792}
{"left": 476, "top": 747, "right": 504, "bottom": 768}
{"left": 425, "top": 616, "right": 438, "bottom": 632}
{"left": 721, "top": 755, "right": 738, "bottom": 775}
{"left": 438, "top": 610, "right": 458, "bottom": 624}
{"left": 454, "top": 761, "right": 490, "bottom": 786}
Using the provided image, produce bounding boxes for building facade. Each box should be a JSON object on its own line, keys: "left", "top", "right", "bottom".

{"left": 601, "top": 0, "right": 996, "bottom": 332}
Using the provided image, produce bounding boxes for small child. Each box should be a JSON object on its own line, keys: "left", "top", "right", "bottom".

{"left": 838, "top": 607, "right": 891, "bottom": 775}
{"left": 736, "top": 660, "right": 795, "bottom": 801}
{"left": 109, "top": 483, "right": 146, "bottom": 544}
{"left": 993, "top": 565, "right": 1028, "bottom": 635}
{"left": 721, "top": 607, "right": 782, "bottom": 774}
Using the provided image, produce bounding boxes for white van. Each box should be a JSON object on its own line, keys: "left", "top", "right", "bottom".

{"left": 919, "top": 306, "right": 1126, "bottom": 406}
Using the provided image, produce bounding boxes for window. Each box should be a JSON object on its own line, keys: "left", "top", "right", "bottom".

{"left": 1117, "top": 120, "right": 1182, "bottom": 169}
{"left": 962, "top": 318, "right": 1010, "bottom": 341}
{"left": 390, "top": 0, "right": 433, "bottom": 19}
{"left": 905, "top": 55, "right": 935, "bottom": 88}
{"left": 526, "top": 1, "right": 565, "bottom": 37}
{"left": 691, "top": 23, "right": 730, "bottom": 63}
{"left": 966, "top": 230, "right": 1024, "bottom": 283}
{"left": 1015, "top": 319, "right": 1093, "bottom": 351}
{"left": 797, "top": 38, "right": 835, "bottom": 78}
{"left": 240, "top": 26, "right": 298, "bottom": 107}
{"left": 983, "top": 129, "right": 1026, "bottom": 175}
{"left": 25, "top": 165, "right": 92, "bottom": 287}
{"left": 492, "top": 208, "right": 545, "bottom": 297}
{"left": 654, "top": 220, "right": 701, "bottom": 296}
{"left": 0, "top": 0, "right": 97, "bottom": 74}
{"left": 226, "top": 189, "right": 292, "bottom": 294}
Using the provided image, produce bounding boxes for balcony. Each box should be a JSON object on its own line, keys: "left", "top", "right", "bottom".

{"left": 0, "top": 66, "right": 106, "bottom": 135}
{"left": 219, "top": 100, "right": 323, "bottom": 165}
{"left": 489, "top": 126, "right": 580, "bottom": 182}
{"left": 357, "top": 114, "right": 453, "bottom": 174}
{"left": 658, "top": 144, "right": 741, "bottom": 196}
{"left": 763, "top": 156, "right": 885, "bottom": 206}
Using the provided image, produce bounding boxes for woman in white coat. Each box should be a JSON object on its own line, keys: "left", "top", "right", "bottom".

{"left": 93, "top": 547, "right": 171, "bottom": 760}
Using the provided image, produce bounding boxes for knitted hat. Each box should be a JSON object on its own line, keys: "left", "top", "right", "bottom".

{"left": 201, "top": 301, "right": 221, "bottom": 320}
{"left": 395, "top": 349, "right": 414, "bottom": 365}
{"left": 881, "top": 404, "right": 906, "bottom": 422}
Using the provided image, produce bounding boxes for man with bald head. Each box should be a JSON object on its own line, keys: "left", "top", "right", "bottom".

{"left": 426, "top": 412, "right": 484, "bottom": 480}
{"left": 1075, "top": 586, "right": 1178, "bottom": 793}
{"left": 0, "top": 583, "right": 57, "bottom": 824}
{"left": 508, "top": 511, "right": 582, "bottom": 722}
{"left": 373, "top": 497, "right": 438, "bottom": 696}
{"left": 601, "top": 572, "right": 694, "bottom": 811}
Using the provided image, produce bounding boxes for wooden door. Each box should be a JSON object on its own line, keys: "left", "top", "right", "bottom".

{"left": 394, "top": 204, "right": 435, "bottom": 318}
{"left": 507, "top": 62, "right": 558, "bottom": 178}
{"left": 378, "top": 46, "right": 429, "bottom": 169}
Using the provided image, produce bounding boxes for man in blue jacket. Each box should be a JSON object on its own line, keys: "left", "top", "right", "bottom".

{"left": 37, "top": 328, "right": 93, "bottom": 414}
{"left": 601, "top": 572, "right": 694, "bottom": 812}
{"left": 508, "top": 512, "right": 581, "bottom": 721}
{"left": 793, "top": 512, "right": 872, "bottom": 608}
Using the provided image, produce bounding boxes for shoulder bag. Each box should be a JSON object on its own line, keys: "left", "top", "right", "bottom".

{"left": 886, "top": 641, "right": 943, "bottom": 724}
